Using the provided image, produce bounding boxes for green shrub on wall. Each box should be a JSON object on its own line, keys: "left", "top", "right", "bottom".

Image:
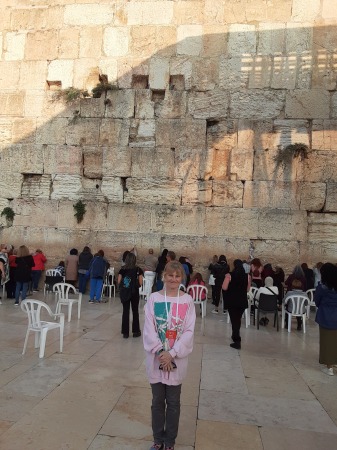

{"left": 73, "top": 200, "right": 86, "bottom": 224}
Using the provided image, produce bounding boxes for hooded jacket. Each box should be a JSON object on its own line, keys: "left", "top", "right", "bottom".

{"left": 315, "top": 283, "right": 337, "bottom": 330}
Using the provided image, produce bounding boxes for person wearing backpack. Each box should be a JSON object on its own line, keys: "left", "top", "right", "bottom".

{"left": 88, "top": 250, "right": 108, "bottom": 303}
{"left": 118, "top": 252, "right": 144, "bottom": 339}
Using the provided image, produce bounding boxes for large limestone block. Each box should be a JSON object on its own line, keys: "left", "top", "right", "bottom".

{"left": 79, "top": 27, "right": 103, "bottom": 59}
{"left": 273, "top": 119, "right": 310, "bottom": 148}
{"left": 258, "top": 209, "right": 307, "bottom": 241}
{"left": 43, "top": 145, "right": 83, "bottom": 175}
{"left": 12, "top": 118, "right": 36, "bottom": 145}
{"left": 80, "top": 98, "right": 105, "bottom": 118}
{"left": 228, "top": 24, "right": 256, "bottom": 56}
{"left": 127, "top": 1, "right": 174, "bottom": 25}
{"left": 219, "top": 56, "right": 250, "bottom": 90}
{"left": 102, "top": 147, "right": 131, "bottom": 177}
{"left": 170, "top": 57, "right": 193, "bottom": 90}
{"left": 47, "top": 60, "right": 74, "bottom": 89}
{"left": 105, "top": 90, "right": 135, "bottom": 119}
{"left": 322, "top": 0, "right": 337, "bottom": 19}
{"left": 212, "top": 181, "right": 243, "bottom": 207}
{"left": 202, "top": 25, "right": 228, "bottom": 57}
{"left": 25, "top": 30, "right": 58, "bottom": 60}
{"left": 192, "top": 57, "right": 218, "bottom": 91}
{"left": 0, "top": 171, "right": 22, "bottom": 199}
{"left": 51, "top": 174, "right": 82, "bottom": 200}
{"left": 205, "top": 208, "right": 259, "bottom": 238}
{"left": 24, "top": 90, "right": 45, "bottom": 118}
{"left": 292, "top": 0, "right": 320, "bottom": 21}
{"left": 156, "top": 91, "right": 187, "bottom": 119}
{"left": 135, "top": 90, "right": 154, "bottom": 119}
{"left": 99, "top": 58, "right": 118, "bottom": 85}
{"left": 257, "top": 23, "right": 285, "bottom": 55}
{"left": 13, "top": 199, "right": 58, "bottom": 227}
{"left": 107, "top": 203, "right": 153, "bottom": 233}
{"left": 206, "top": 119, "right": 237, "bottom": 152}
{"left": 5, "top": 32, "right": 25, "bottom": 61}
{"left": 66, "top": 118, "right": 101, "bottom": 146}
{"left": 300, "top": 182, "right": 326, "bottom": 212}
{"left": 174, "top": 148, "right": 204, "bottom": 181}
{"left": 308, "top": 213, "right": 337, "bottom": 242}
{"left": 0, "top": 119, "right": 12, "bottom": 144}
{"left": 286, "top": 23, "right": 313, "bottom": 53}
{"left": 230, "top": 90, "right": 285, "bottom": 119}
{"left": 152, "top": 205, "right": 205, "bottom": 236}
{"left": 230, "top": 120, "right": 255, "bottom": 182}
{"left": 243, "top": 181, "right": 299, "bottom": 209}
{"left": 0, "top": 61, "right": 20, "bottom": 89}
{"left": 149, "top": 57, "right": 169, "bottom": 90}
{"left": 181, "top": 180, "right": 213, "bottom": 205}
{"left": 58, "top": 28, "right": 79, "bottom": 59}
{"left": 57, "top": 200, "right": 108, "bottom": 231}
{"left": 204, "top": 0, "right": 225, "bottom": 24}
{"left": 250, "top": 239, "right": 301, "bottom": 269}
{"left": 325, "top": 184, "right": 337, "bottom": 212}
{"left": 64, "top": 4, "right": 114, "bottom": 26}
{"left": 10, "top": 7, "right": 63, "bottom": 31}
{"left": 19, "top": 60, "right": 47, "bottom": 90}
{"left": 0, "top": 92, "right": 24, "bottom": 116}
{"left": 285, "top": 90, "right": 330, "bottom": 119}
{"left": 177, "top": 25, "right": 203, "bottom": 56}
{"left": 83, "top": 147, "right": 102, "bottom": 179}
{"left": 104, "top": 27, "right": 129, "bottom": 57}
{"left": 301, "top": 241, "right": 337, "bottom": 267}
{"left": 131, "top": 147, "right": 174, "bottom": 179}
{"left": 248, "top": 56, "right": 272, "bottom": 89}
{"left": 101, "top": 177, "right": 124, "bottom": 202}
{"left": 222, "top": 0, "right": 292, "bottom": 23}
{"left": 99, "top": 119, "right": 130, "bottom": 147}
{"left": 304, "top": 150, "right": 337, "bottom": 182}
{"left": 36, "top": 118, "right": 67, "bottom": 145}
{"left": 10, "top": 144, "right": 43, "bottom": 175}
{"left": 271, "top": 56, "right": 297, "bottom": 89}
{"left": 156, "top": 27, "right": 177, "bottom": 57}
{"left": 156, "top": 119, "right": 206, "bottom": 148}
{"left": 21, "top": 174, "right": 52, "bottom": 199}
{"left": 129, "top": 119, "right": 155, "bottom": 148}
{"left": 174, "top": 1, "right": 204, "bottom": 25}
{"left": 130, "top": 26, "right": 156, "bottom": 58}
{"left": 124, "top": 178, "right": 182, "bottom": 205}
{"left": 73, "top": 58, "right": 100, "bottom": 91}
{"left": 189, "top": 91, "right": 229, "bottom": 119}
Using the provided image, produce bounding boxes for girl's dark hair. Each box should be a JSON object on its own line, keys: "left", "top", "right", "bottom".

{"left": 231, "top": 259, "right": 246, "bottom": 281}
{"left": 97, "top": 249, "right": 104, "bottom": 257}
{"left": 124, "top": 252, "right": 136, "bottom": 269}
{"left": 321, "top": 263, "right": 337, "bottom": 291}
{"left": 251, "top": 258, "right": 261, "bottom": 267}
{"left": 58, "top": 261, "right": 65, "bottom": 267}
{"left": 191, "top": 272, "right": 203, "bottom": 283}
{"left": 179, "top": 256, "right": 186, "bottom": 264}
{"left": 83, "top": 246, "right": 90, "bottom": 253}
{"left": 122, "top": 250, "right": 130, "bottom": 262}
{"left": 70, "top": 248, "right": 78, "bottom": 255}
{"left": 292, "top": 264, "right": 304, "bottom": 279}
{"left": 161, "top": 249, "right": 168, "bottom": 257}
{"left": 219, "top": 255, "right": 227, "bottom": 264}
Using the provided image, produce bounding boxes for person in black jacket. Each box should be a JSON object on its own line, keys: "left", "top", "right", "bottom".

{"left": 211, "top": 255, "right": 229, "bottom": 314}
{"left": 78, "top": 246, "right": 93, "bottom": 294}
{"left": 14, "top": 245, "right": 34, "bottom": 306}
{"left": 89, "top": 250, "right": 108, "bottom": 303}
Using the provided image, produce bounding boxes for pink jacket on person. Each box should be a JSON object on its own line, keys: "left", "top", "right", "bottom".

{"left": 143, "top": 291, "right": 196, "bottom": 386}
{"left": 32, "top": 252, "right": 47, "bottom": 271}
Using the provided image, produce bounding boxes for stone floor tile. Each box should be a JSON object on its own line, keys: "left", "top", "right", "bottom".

{"left": 260, "top": 426, "right": 337, "bottom": 450}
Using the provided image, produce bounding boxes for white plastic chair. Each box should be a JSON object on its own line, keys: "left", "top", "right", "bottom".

{"left": 187, "top": 285, "right": 208, "bottom": 318}
{"left": 306, "top": 288, "right": 316, "bottom": 319}
{"left": 144, "top": 271, "right": 156, "bottom": 285}
{"left": 179, "top": 283, "right": 187, "bottom": 292}
{"left": 102, "top": 268, "right": 116, "bottom": 300}
{"left": 21, "top": 299, "right": 64, "bottom": 358}
{"left": 139, "top": 277, "right": 154, "bottom": 302}
{"left": 44, "top": 269, "right": 64, "bottom": 296}
{"left": 282, "top": 294, "right": 309, "bottom": 333}
{"left": 53, "top": 283, "right": 82, "bottom": 322}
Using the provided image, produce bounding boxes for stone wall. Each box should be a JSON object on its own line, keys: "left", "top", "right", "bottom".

{"left": 0, "top": 0, "right": 337, "bottom": 273}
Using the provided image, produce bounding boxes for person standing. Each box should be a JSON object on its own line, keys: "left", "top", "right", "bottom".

{"left": 314, "top": 263, "right": 337, "bottom": 376}
{"left": 222, "top": 259, "right": 251, "bottom": 349}
{"left": 78, "top": 246, "right": 93, "bottom": 294}
{"left": 65, "top": 248, "right": 79, "bottom": 287}
{"left": 118, "top": 252, "right": 143, "bottom": 339}
{"left": 144, "top": 248, "right": 158, "bottom": 272}
{"left": 88, "top": 250, "right": 108, "bottom": 303}
{"left": 14, "top": 245, "right": 34, "bottom": 306}
{"left": 143, "top": 261, "right": 196, "bottom": 450}
{"left": 211, "top": 255, "right": 229, "bottom": 314}
{"left": 31, "top": 249, "right": 47, "bottom": 292}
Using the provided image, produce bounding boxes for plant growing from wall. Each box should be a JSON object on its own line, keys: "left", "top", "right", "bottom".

{"left": 1, "top": 207, "right": 15, "bottom": 225}
{"left": 73, "top": 200, "right": 86, "bottom": 224}
{"left": 275, "top": 142, "right": 310, "bottom": 167}
{"left": 53, "top": 87, "right": 88, "bottom": 104}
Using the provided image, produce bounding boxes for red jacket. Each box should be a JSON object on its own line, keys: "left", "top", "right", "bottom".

{"left": 32, "top": 252, "right": 47, "bottom": 271}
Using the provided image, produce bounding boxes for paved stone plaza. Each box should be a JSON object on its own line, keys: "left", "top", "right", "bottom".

{"left": 1, "top": 293, "right": 337, "bottom": 450}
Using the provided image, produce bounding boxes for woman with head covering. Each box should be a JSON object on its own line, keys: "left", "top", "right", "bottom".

{"left": 211, "top": 255, "right": 229, "bottom": 314}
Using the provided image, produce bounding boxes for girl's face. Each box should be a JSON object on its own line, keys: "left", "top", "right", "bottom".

{"left": 164, "top": 271, "right": 182, "bottom": 290}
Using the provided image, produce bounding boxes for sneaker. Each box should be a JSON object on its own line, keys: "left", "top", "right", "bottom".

{"left": 89, "top": 300, "right": 94, "bottom": 304}
{"left": 223, "top": 310, "right": 227, "bottom": 315}
{"left": 321, "top": 367, "right": 334, "bottom": 376}
{"left": 211, "top": 309, "right": 218, "bottom": 314}
{"left": 230, "top": 342, "right": 241, "bottom": 350}
{"left": 149, "top": 444, "right": 163, "bottom": 450}
{"left": 14, "top": 303, "right": 19, "bottom": 306}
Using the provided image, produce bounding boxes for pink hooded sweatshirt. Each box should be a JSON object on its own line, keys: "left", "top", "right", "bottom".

{"left": 143, "top": 291, "right": 196, "bottom": 386}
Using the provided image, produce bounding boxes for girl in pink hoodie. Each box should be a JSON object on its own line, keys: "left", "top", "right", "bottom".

{"left": 143, "top": 261, "right": 196, "bottom": 450}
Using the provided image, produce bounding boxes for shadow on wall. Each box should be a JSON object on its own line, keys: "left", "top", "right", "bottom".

{"left": 0, "top": 24, "right": 337, "bottom": 263}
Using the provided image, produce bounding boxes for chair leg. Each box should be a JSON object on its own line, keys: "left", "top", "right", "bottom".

{"left": 22, "top": 330, "right": 30, "bottom": 355}
{"left": 288, "top": 314, "right": 292, "bottom": 333}
{"left": 68, "top": 303, "right": 72, "bottom": 322}
{"left": 59, "top": 325, "right": 64, "bottom": 353}
{"left": 303, "top": 316, "right": 306, "bottom": 333}
{"left": 34, "top": 331, "right": 40, "bottom": 349}
{"left": 39, "top": 328, "right": 48, "bottom": 358}
{"left": 77, "top": 300, "right": 81, "bottom": 320}
{"left": 276, "top": 311, "right": 279, "bottom": 331}
{"left": 257, "top": 309, "right": 260, "bottom": 329}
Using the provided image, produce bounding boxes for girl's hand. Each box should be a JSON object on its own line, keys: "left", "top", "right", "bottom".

{"left": 159, "top": 351, "right": 173, "bottom": 366}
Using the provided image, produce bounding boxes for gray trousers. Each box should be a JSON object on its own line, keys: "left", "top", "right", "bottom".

{"left": 151, "top": 382, "right": 182, "bottom": 447}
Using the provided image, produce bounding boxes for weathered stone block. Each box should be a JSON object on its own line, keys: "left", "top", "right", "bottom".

{"left": 36, "top": 118, "right": 67, "bottom": 145}
{"left": 152, "top": 205, "right": 205, "bottom": 236}
{"left": 182, "top": 180, "right": 212, "bottom": 205}
{"left": 204, "top": 0, "right": 225, "bottom": 24}
{"left": 131, "top": 147, "right": 174, "bottom": 179}
{"left": 258, "top": 209, "right": 307, "bottom": 241}
{"left": 157, "top": 91, "right": 187, "bottom": 119}
{"left": 205, "top": 207, "right": 259, "bottom": 238}
{"left": 99, "top": 58, "right": 118, "bottom": 85}
{"left": 5, "top": 32, "right": 25, "bottom": 61}
{"left": 105, "top": 90, "right": 135, "bottom": 119}
{"left": 51, "top": 174, "right": 82, "bottom": 200}
{"left": 325, "top": 184, "right": 337, "bottom": 212}
{"left": 14, "top": 199, "right": 58, "bottom": 227}
{"left": 130, "top": 26, "right": 156, "bottom": 58}
{"left": 243, "top": 181, "right": 299, "bottom": 209}
{"left": 72, "top": 58, "right": 100, "bottom": 91}
{"left": 99, "top": 119, "right": 130, "bottom": 147}
{"left": 203, "top": 148, "right": 230, "bottom": 181}
{"left": 103, "top": 27, "right": 129, "bottom": 57}
{"left": 0, "top": 171, "right": 22, "bottom": 199}
{"left": 286, "top": 23, "right": 313, "bottom": 53}
{"left": 308, "top": 213, "right": 337, "bottom": 242}
{"left": 304, "top": 151, "right": 337, "bottom": 182}
{"left": 43, "top": 145, "right": 83, "bottom": 175}
{"left": 271, "top": 56, "right": 297, "bottom": 89}
{"left": 149, "top": 57, "right": 169, "bottom": 90}
{"left": 83, "top": 147, "right": 103, "bottom": 179}
{"left": 24, "top": 90, "right": 45, "bottom": 118}
{"left": 0, "top": 61, "right": 20, "bottom": 89}
{"left": 228, "top": 24, "right": 256, "bottom": 56}
{"left": 80, "top": 27, "right": 103, "bottom": 58}
{"left": 230, "top": 90, "right": 285, "bottom": 119}
{"left": 58, "top": 28, "right": 79, "bottom": 59}
{"left": 170, "top": 57, "right": 193, "bottom": 90}
{"left": 202, "top": 25, "right": 228, "bottom": 57}
{"left": 21, "top": 174, "right": 51, "bottom": 199}
{"left": 248, "top": 56, "right": 272, "bottom": 89}
{"left": 192, "top": 57, "right": 218, "bottom": 91}
{"left": 156, "top": 119, "right": 206, "bottom": 148}
{"left": 177, "top": 25, "right": 203, "bottom": 56}
{"left": 101, "top": 177, "right": 124, "bottom": 202}
{"left": 212, "top": 181, "right": 243, "bottom": 207}
{"left": 19, "top": 60, "right": 47, "bottom": 90}
{"left": 102, "top": 147, "right": 131, "bottom": 177}
{"left": 285, "top": 90, "right": 330, "bottom": 119}
{"left": 219, "top": 56, "right": 250, "bottom": 90}
{"left": 251, "top": 239, "right": 300, "bottom": 270}
{"left": 135, "top": 90, "right": 154, "bottom": 119}
{"left": 230, "top": 120, "right": 254, "bottom": 181}
{"left": 66, "top": 118, "right": 100, "bottom": 146}
{"left": 0, "top": 119, "right": 12, "bottom": 144}
{"left": 25, "top": 30, "right": 58, "bottom": 60}
{"left": 80, "top": 98, "right": 105, "bottom": 118}
{"left": 10, "top": 7, "right": 63, "bottom": 31}
{"left": 156, "top": 27, "right": 177, "bottom": 57}
{"left": 57, "top": 200, "right": 108, "bottom": 231}
{"left": 0, "top": 92, "right": 24, "bottom": 116}
{"left": 292, "top": 0, "right": 320, "bottom": 21}
{"left": 174, "top": 1, "right": 204, "bottom": 25}
{"left": 322, "top": 0, "right": 337, "bottom": 19}
{"left": 257, "top": 24, "right": 285, "bottom": 55}
{"left": 189, "top": 91, "right": 229, "bottom": 119}
{"left": 129, "top": 119, "right": 155, "bottom": 148}
{"left": 127, "top": 2, "right": 174, "bottom": 25}
{"left": 12, "top": 119, "right": 36, "bottom": 145}
{"left": 300, "top": 182, "right": 326, "bottom": 212}
{"left": 47, "top": 60, "right": 74, "bottom": 89}
{"left": 64, "top": 4, "right": 114, "bottom": 26}
{"left": 124, "top": 178, "right": 182, "bottom": 206}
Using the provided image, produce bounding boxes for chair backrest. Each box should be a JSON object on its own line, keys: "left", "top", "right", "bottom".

{"left": 46, "top": 269, "right": 62, "bottom": 277}
{"left": 306, "top": 288, "right": 315, "bottom": 304}
{"left": 258, "top": 293, "right": 278, "bottom": 312}
{"left": 53, "top": 282, "right": 76, "bottom": 300}
{"left": 104, "top": 268, "right": 115, "bottom": 286}
{"left": 179, "top": 283, "right": 187, "bottom": 292}
{"left": 285, "top": 294, "right": 308, "bottom": 315}
{"left": 249, "top": 286, "right": 259, "bottom": 300}
{"left": 144, "top": 271, "right": 156, "bottom": 285}
{"left": 21, "top": 299, "right": 54, "bottom": 328}
{"left": 141, "top": 277, "right": 153, "bottom": 295}
{"left": 187, "top": 284, "right": 208, "bottom": 302}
